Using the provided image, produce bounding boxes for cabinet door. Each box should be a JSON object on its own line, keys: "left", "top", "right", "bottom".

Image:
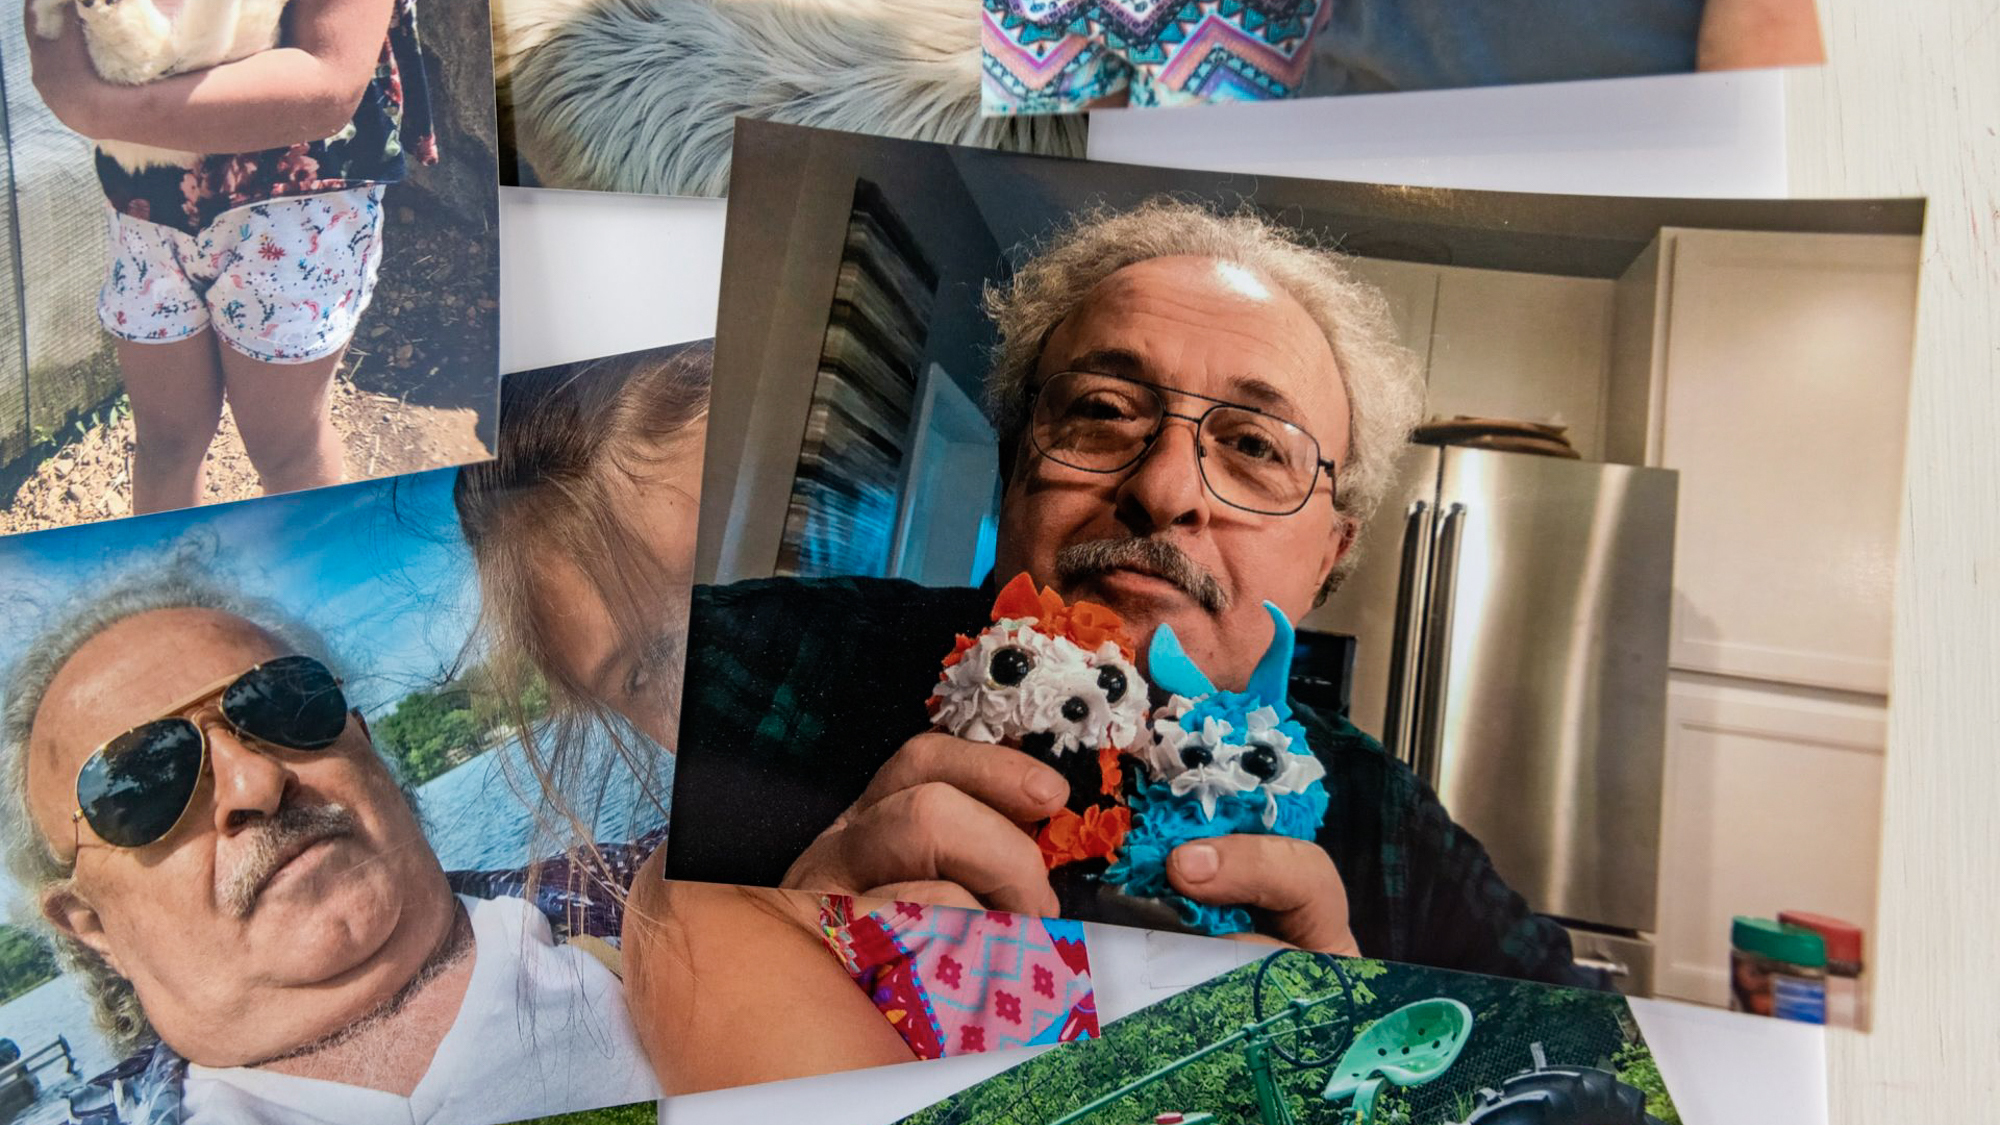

{"left": 1342, "top": 255, "right": 1439, "bottom": 371}
{"left": 1653, "top": 676, "right": 1886, "bottom": 1008}
{"left": 1657, "top": 229, "right": 1919, "bottom": 694}
{"left": 1426, "top": 266, "right": 1615, "bottom": 460}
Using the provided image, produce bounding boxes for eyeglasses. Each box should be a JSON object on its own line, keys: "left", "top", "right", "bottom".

{"left": 70, "top": 655, "right": 352, "bottom": 851}
{"left": 1027, "top": 370, "right": 1339, "bottom": 516}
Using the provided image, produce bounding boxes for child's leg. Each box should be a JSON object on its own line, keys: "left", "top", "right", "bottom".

{"left": 97, "top": 207, "right": 226, "bottom": 515}
{"left": 201, "top": 186, "right": 387, "bottom": 496}
{"left": 120, "top": 332, "right": 226, "bottom": 514}
{"left": 218, "top": 344, "right": 347, "bottom": 495}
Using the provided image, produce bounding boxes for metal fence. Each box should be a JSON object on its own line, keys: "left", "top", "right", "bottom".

{"left": 0, "top": 21, "right": 124, "bottom": 473}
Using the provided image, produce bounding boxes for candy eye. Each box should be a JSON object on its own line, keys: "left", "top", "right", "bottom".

{"left": 1241, "top": 743, "right": 1281, "bottom": 781}
{"left": 1096, "top": 665, "right": 1128, "bottom": 704}
{"left": 989, "top": 646, "right": 1033, "bottom": 687}
{"left": 1180, "top": 745, "right": 1213, "bottom": 768}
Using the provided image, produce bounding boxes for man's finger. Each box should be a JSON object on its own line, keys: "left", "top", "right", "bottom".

{"left": 1166, "top": 835, "right": 1360, "bottom": 956}
{"left": 854, "top": 731, "right": 1070, "bottom": 824}
{"left": 833, "top": 782, "right": 1060, "bottom": 917}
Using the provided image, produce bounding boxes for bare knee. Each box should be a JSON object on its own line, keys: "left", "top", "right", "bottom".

{"left": 129, "top": 409, "right": 221, "bottom": 470}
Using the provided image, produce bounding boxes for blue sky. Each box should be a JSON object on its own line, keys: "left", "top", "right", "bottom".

{"left": 0, "top": 469, "right": 480, "bottom": 719}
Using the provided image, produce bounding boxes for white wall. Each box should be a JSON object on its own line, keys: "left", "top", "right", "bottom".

{"left": 497, "top": 188, "right": 729, "bottom": 373}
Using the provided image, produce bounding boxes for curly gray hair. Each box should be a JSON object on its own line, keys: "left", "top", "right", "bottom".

{"left": 0, "top": 560, "right": 348, "bottom": 1057}
{"left": 984, "top": 197, "right": 1427, "bottom": 602}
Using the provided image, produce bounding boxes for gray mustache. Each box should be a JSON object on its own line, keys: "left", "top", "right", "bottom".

{"left": 1052, "top": 538, "right": 1231, "bottom": 614}
{"left": 216, "top": 803, "right": 358, "bottom": 917}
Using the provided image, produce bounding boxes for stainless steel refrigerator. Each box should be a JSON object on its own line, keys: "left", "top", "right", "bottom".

{"left": 1303, "top": 446, "right": 1678, "bottom": 993}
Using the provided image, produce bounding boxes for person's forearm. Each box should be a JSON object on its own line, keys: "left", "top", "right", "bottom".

{"left": 1696, "top": 0, "right": 1826, "bottom": 70}
{"left": 64, "top": 47, "right": 374, "bottom": 154}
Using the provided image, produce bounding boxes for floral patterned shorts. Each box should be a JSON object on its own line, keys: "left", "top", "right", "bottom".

{"left": 97, "top": 185, "right": 387, "bottom": 365}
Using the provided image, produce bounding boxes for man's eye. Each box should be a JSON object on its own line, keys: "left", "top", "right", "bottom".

{"left": 1066, "top": 394, "right": 1141, "bottom": 423}
{"left": 1227, "top": 431, "right": 1283, "bottom": 462}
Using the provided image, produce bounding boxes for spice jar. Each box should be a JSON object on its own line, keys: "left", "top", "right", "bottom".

{"left": 1729, "top": 917, "right": 1826, "bottom": 1024}
{"left": 1779, "top": 911, "right": 1866, "bottom": 1029}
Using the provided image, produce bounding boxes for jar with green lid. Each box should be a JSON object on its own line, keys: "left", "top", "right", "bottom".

{"left": 1729, "top": 917, "right": 1827, "bottom": 1023}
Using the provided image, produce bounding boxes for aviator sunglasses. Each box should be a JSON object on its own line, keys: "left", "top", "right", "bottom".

{"left": 71, "top": 655, "right": 352, "bottom": 850}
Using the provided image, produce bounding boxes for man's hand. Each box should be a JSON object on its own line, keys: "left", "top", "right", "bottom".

{"left": 780, "top": 732, "right": 1068, "bottom": 918}
{"left": 1167, "top": 835, "right": 1362, "bottom": 956}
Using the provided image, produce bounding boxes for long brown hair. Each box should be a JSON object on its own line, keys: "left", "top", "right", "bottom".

{"left": 453, "top": 340, "right": 711, "bottom": 877}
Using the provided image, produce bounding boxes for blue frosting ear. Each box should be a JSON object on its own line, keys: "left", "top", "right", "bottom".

{"left": 1147, "top": 623, "right": 1216, "bottom": 700}
{"left": 1246, "top": 602, "right": 1295, "bottom": 717}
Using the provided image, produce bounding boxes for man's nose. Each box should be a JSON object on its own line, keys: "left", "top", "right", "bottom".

{"left": 1114, "top": 418, "right": 1211, "bottom": 533}
{"left": 204, "top": 722, "right": 293, "bottom": 834}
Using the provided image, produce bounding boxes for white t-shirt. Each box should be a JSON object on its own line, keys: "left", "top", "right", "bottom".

{"left": 182, "top": 895, "right": 662, "bottom": 1124}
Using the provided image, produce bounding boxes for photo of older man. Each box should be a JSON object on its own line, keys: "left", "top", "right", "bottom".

{"left": 666, "top": 122, "right": 1919, "bottom": 1009}
{"left": 0, "top": 480, "right": 664, "bottom": 1125}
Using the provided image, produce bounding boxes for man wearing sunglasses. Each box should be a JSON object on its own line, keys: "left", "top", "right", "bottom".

{"left": 2, "top": 579, "right": 659, "bottom": 1123}
{"left": 667, "top": 198, "right": 1592, "bottom": 989}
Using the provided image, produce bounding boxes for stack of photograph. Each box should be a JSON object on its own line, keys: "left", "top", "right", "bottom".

{"left": 0, "top": 1, "right": 1968, "bottom": 1125}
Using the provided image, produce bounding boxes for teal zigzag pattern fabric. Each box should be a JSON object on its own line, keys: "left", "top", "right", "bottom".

{"left": 983, "top": 0, "right": 1329, "bottom": 113}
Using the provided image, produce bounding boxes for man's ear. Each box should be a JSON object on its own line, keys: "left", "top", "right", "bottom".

{"left": 41, "top": 882, "right": 121, "bottom": 974}
{"left": 1315, "top": 514, "right": 1358, "bottom": 593}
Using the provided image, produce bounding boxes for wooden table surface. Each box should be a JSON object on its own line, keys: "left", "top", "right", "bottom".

{"left": 1786, "top": 0, "right": 1999, "bottom": 1119}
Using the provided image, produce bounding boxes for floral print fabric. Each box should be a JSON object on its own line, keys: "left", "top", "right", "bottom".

{"left": 983, "top": 0, "right": 1330, "bottom": 113}
{"left": 818, "top": 895, "right": 1099, "bottom": 1059}
{"left": 98, "top": 187, "right": 387, "bottom": 364}
{"left": 94, "top": 0, "right": 438, "bottom": 237}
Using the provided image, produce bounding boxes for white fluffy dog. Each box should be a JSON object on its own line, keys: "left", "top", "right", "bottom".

{"left": 32, "top": 0, "right": 291, "bottom": 171}
{"left": 493, "top": 0, "right": 1087, "bottom": 197}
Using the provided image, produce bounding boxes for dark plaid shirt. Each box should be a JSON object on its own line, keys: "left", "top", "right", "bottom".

{"left": 669, "top": 576, "right": 1592, "bottom": 990}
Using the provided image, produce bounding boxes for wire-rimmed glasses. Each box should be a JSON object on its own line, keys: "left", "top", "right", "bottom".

{"left": 1027, "top": 370, "right": 1338, "bottom": 516}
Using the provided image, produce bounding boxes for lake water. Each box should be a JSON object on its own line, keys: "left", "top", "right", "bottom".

{"left": 0, "top": 736, "right": 669, "bottom": 1124}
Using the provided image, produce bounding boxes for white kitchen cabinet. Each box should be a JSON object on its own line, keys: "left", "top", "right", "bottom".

{"left": 1343, "top": 257, "right": 1616, "bottom": 459}
{"left": 1342, "top": 255, "right": 1438, "bottom": 369}
{"left": 1621, "top": 228, "right": 1921, "bottom": 695}
{"left": 1653, "top": 674, "right": 1886, "bottom": 1010}
{"left": 1425, "top": 267, "right": 1615, "bottom": 460}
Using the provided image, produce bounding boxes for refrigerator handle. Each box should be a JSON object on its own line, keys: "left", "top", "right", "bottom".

{"left": 1412, "top": 503, "right": 1467, "bottom": 790}
{"left": 1381, "top": 499, "right": 1433, "bottom": 763}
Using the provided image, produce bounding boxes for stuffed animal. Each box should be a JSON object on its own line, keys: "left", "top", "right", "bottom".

{"left": 31, "top": 0, "right": 292, "bottom": 171}
{"left": 1105, "top": 602, "right": 1330, "bottom": 935}
{"left": 929, "top": 572, "right": 1148, "bottom": 869}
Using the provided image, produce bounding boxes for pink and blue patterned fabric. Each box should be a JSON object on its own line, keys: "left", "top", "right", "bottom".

{"left": 820, "top": 896, "right": 1099, "bottom": 1059}
{"left": 983, "top": 0, "right": 1330, "bottom": 114}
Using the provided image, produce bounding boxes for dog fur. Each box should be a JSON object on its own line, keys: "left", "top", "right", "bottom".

{"left": 497, "top": 0, "right": 1088, "bottom": 197}
{"left": 32, "top": 0, "right": 291, "bottom": 171}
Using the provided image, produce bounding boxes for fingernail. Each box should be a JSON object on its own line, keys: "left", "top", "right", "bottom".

{"left": 1174, "top": 843, "right": 1220, "bottom": 882}
{"left": 1026, "top": 771, "right": 1066, "bottom": 805}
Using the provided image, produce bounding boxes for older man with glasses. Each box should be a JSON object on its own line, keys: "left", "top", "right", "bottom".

{"left": 0, "top": 571, "right": 661, "bottom": 1124}
{"left": 665, "top": 198, "right": 1591, "bottom": 988}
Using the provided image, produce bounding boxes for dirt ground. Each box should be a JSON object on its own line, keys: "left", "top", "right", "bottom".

{"left": 0, "top": 377, "right": 488, "bottom": 535}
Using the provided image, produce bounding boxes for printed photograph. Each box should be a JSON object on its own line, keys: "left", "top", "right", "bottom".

{"left": 0, "top": 336, "right": 1109, "bottom": 1125}
{"left": 901, "top": 947, "right": 1680, "bottom": 1125}
{"left": 670, "top": 120, "right": 1921, "bottom": 1029}
{"left": 0, "top": 0, "right": 501, "bottom": 534}
{"left": 983, "top": 0, "right": 1827, "bottom": 115}
{"left": 489, "top": 0, "right": 1087, "bottom": 197}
